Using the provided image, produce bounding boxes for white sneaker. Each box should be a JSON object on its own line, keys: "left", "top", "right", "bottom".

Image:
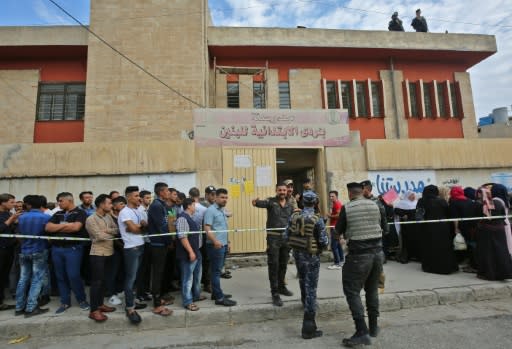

{"left": 327, "top": 264, "right": 342, "bottom": 270}
{"left": 108, "top": 295, "right": 122, "bottom": 306}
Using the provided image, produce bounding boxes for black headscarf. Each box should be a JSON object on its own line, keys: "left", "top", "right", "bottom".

{"left": 491, "top": 184, "right": 510, "bottom": 208}
{"left": 422, "top": 185, "right": 439, "bottom": 200}
{"left": 463, "top": 187, "right": 476, "bottom": 201}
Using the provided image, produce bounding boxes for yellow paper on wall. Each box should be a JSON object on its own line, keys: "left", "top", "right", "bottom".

{"left": 244, "top": 180, "right": 254, "bottom": 194}
{"left": 230, "top": 184, "right": 241, "bottom": 198}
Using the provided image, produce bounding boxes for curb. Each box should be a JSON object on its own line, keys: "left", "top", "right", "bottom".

{"left": 1, "top": 283, "right": 511, "bottom": 339}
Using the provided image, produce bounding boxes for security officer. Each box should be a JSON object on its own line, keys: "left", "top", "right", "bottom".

{"left": 285, "top": 190, "right": 328, "bottom": 339}
{"left": 252, "top": 182, "right": 295, "bottom": 307}
{"left": 361, "top": 180, "right": 388, "bottom": 291}
{"left": 335, "top": 182, "right": 385, "bottom": 347}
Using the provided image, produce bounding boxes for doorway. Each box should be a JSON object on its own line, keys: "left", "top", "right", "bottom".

{"left": 276, "top": 148, "right": 327, "bottom": 213}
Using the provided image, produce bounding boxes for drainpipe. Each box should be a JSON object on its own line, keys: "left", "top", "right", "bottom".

{"left": 389, "top": 56, "right": 401, "bottom": 139}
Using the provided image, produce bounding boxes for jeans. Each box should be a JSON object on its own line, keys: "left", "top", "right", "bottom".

{"left": 52, "top": 245, "right": 87, "bottom": 306}
{"left": 342, "top": 251, "right": 384, "bottom": 321}
{"left": 0, "top": 247, "right": 15, "bottom": 304}
{"left": 207, "top": 244, "right": 226, "bottom": 301}
{"left": 123, "top": 245, "right": 144, "bottom": 310}
{"left": 266, "top": 237, "right": 290, "bottom": 294}
{"left": 89, "top": 255, "right": 112, "bottom": 312}
{"left": 150, "top": 246, "right": 168, "bottom": 307}
{"left": 330, "top": 232, "right": 345, "bottom": 265}
{"left": 136, "top": 242, "right": 152, "bottom": 298}
{"left": 179, "top": 255, "right": 202, "bottom": 307}
{"left": 15, "top": 250, "right": 48, "bottom": 313}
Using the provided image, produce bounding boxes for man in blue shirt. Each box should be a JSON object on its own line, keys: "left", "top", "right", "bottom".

{"left": 203, "top": 188, "right": 236, "bottom": 306}
{"left": 15, "top": 195, "right": 50, "bottom": 317}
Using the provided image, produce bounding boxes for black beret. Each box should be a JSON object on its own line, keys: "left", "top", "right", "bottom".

{"left": 360, "top": 180, "right": 372, "bottom": 188}
{"left": 347, "top": 182, "right": 363, "bottom": 190}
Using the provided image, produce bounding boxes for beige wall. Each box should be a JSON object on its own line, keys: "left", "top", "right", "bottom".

{"left": 366, "top": 139, "right": 512, "bottom": 170}
{"left": 380, "top": 69, "right": 408, "bottom": 139}
{"left": 84, "top": 0, "right": 208, "bottom": 142}
{"left": 0, "top": 70, "right": 39, "bottom": 144}
{"left": 289, "top": 69, "right": 322, "bottom": 108}
{"left": 239, "top": 75, "right": 253, "bottom": 108}
{"left": 266, "top": 69, "right": 279, "bottom": 109}
{"left": 0, "top": 140, "right": 195, "bottom": 178}
{"left": 478, "top": 124, "right": 512, "bottom": 138}
{"left": 455, "top": 72, "right": 478, "bottom": 138}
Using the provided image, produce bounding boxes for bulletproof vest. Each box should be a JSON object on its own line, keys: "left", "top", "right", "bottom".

{"left": 288, "top": 211, "right": 321, "bottom": 254}
{"left": 344, "top": 198, "right": 382, "bottom": 241}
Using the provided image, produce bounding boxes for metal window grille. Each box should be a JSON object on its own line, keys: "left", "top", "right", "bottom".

{"left": 227, "top": 82, "right": 240, "bottom": 108}
{"left": 36, "top": 83, "right": 85, "bottom": 121}
{"left": 278, "top": 82, "right": 291, "bottom": 109}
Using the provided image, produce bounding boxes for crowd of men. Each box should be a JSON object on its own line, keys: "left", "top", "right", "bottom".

{"left": 1, "top": 177, "right": 511, "bottom": 347}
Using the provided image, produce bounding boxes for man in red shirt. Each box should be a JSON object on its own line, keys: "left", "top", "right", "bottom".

{"left": 327, "top": 191, "right": 344, "bottom": 269}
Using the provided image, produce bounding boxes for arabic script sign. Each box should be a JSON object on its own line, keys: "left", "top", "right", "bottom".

{"left": 193, "top": 109, "right": 350, "bottom": 147}
{"left": 368, "top": 170, "right": 437, "bottom": 196}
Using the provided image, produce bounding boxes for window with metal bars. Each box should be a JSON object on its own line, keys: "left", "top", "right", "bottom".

{"left": 437, "top": 82, "right": 447, "bottom": 117}
{"left": 450, "top": 83, "right": 459, "bottom": 117}
{"left": 371, "top": 82, "right": 381, "bottom": 117}
{"left": 408, "top": 82, "right": 419, "bottom": 118}
{"left": 423, "top": 83, "right": 433, "bottom": 118}
{"left": 340, "top": 81, "right": 353, "bottom": 117}
{"left": 227, "top": 82, "right": 240, "bottom": 108}
{"left": 356, "top": 82, "right": 367, "bottom": 117}
{"left": 325, "top": 81, "right": 338, "bottom": 109}
{"left": 279, "top": 82, "right": 291, "bottom": 109}
{"left": 36, "top": 83, "right": 85, "bottom": 121}
{"left": 253, "top": 82, "right": 266, "bottom": 109}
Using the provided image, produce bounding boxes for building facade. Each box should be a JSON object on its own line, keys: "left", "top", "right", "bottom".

{"left": 1, "top": 0, "right": 511, "bottom": 253}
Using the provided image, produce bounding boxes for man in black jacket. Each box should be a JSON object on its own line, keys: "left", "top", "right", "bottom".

{"left": 388, "top": 12, "right": 404, "bottom": 31}
{"left": 0, "top": 193, "right": 19, "bottom": 311}
{"left": 411, "top": 8, "right": 428, "bottom": 32}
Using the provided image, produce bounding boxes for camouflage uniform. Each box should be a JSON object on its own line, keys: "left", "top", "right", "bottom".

{"left": 285, "top": 191, "right": 328, "bottom": 339}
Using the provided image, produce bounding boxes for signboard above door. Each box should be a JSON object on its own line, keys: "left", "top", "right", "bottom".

{"left": 194, "top": 109, "right": 350, "bottom": 147}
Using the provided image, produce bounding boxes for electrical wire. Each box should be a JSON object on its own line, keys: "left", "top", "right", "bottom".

{"left": 46, "top": 0, "right": 206, "bottom": 108}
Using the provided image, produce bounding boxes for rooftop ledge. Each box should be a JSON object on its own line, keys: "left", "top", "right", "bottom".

{"left": 0, "top": 25, "right": 88, "bottom": 46}
{"left": 208, "top": 26, "right": 497, "bottom": 54}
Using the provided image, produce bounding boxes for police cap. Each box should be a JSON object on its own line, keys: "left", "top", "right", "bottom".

{"left": 205, "top": 186, "right": 216, "bottom": 194}
{"left": 347, "top": 182, "right": 363, "bottom": 190}
{"left": 302, "top": 190, "right": 318, "bottom": 204}
{"left": 360, "top": 180, "right": 372, "bottom": 188}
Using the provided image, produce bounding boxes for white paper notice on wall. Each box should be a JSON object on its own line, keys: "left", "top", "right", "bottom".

{"left": 234, "top": 155, "right": 252, "bottom": 168}
{"left": 256, "top": 166, "right": 273, "bottom": 187}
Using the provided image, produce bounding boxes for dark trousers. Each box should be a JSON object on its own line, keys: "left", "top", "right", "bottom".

{"left": 266, "top": 237, "right": 290, "bottom": 295}
{"left": 342, "top": 251, "right": 384, "bottom": 320}
{"left": 330, "top": 232, "right": 345, "bottom": 265}
{"left": 89, "top": 255, "right": 112, "bottom": 312}
{"left": 105, "top": 249, "right": 123, "bottom": 297}
{"left": 163, "top": 243, "right": 177, "bottom": 294}
{"left": 207, "top": 244, "right": 226, "bottom": 301}
{"left": 0, "top": 247, "right": 15, "bottom": 304}
{"left": 136, "top": 242, "right": 152, "bottom": 297}
{"left": 150, "top": 246, "right": 168, "bottom": 307}
{"left": 80, "top": 242, "right": 92, "bottom": 286}
{"left": 294, "top": 250, "right": 320, "bottom": 314}
{"left": 200, "top": 238, "right": 210, "bottom": 287}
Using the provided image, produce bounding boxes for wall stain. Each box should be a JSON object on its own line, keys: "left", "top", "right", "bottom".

{"left": 2, "top": 144, "right": 22, "bottom": 172}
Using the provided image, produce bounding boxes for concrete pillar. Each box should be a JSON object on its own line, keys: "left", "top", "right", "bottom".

{"left": 215, "top": 73, "right": 227, "bottom": 108}
{"left": 380, "top": 69, "right": 408, "bottom": 139}
{"left": 239, "top": 75, "right": 253, "bottom": 108}
{"left": 289, "top": 69, "right": 322, "bottom": 109}
{"left": 266, "top": 69, "right": 279, "bottom": 109}
{"left": 455, "top": 72, "right": 478, "bottom": 139}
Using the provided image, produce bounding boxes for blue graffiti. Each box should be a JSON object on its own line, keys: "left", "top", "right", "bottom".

{"left": 375, "top": 174, "right": 430, "bottom": 195}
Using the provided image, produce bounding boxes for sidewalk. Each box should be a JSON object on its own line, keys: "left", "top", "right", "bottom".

{"left": 1, "top": 260, "right": 511, "bottom": 340}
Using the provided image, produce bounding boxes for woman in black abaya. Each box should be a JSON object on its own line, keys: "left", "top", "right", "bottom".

{"left": 418, "top": 185, "right": 458, "bottom": 274}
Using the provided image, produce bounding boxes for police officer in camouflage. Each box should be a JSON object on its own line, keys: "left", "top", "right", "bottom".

{"left": 285, "top": 190, "right": 328, "bottom": 339}
{"left": 335, "top": 182, "right": 385, "bottom": 347}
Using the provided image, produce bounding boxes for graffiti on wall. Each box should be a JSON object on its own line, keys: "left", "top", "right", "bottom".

{"left": 368, "top": 171, "right": 436, "bottom": 196}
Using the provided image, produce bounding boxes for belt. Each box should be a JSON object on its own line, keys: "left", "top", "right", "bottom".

{"left": 348, "top": 247, "right": 382, "bottom": 255}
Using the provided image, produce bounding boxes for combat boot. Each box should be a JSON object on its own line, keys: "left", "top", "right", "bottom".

{"left": 369, "top": 316, "right": 380, "bottom": 338}
{"left": 301, "top": 312, "right": 322, "bottom": 339}
{"left": 311, "top": 312, "right": 323, "bottom": 338}
{"left": 342, "top": 318, "right": 371, "bottom": 347}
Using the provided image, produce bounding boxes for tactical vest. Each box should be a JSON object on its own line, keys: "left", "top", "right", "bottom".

{"left": 288, "top": 211, "right": 321, "bottom": 254}
{"left": 344, "top": 198, "right": 382, "bottom": 241}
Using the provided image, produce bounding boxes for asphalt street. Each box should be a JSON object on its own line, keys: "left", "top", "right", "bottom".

{"left": 7, "top": 299, "right": 512, "bottom": 349}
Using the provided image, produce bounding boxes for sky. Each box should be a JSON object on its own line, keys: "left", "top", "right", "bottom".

{"left": 1, "top": 0, "right": 511, "bottom": 118}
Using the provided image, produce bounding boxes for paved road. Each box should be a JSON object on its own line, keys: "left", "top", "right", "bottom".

{"left": 8, "top": 299, "right": 512, "bottom": 349}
